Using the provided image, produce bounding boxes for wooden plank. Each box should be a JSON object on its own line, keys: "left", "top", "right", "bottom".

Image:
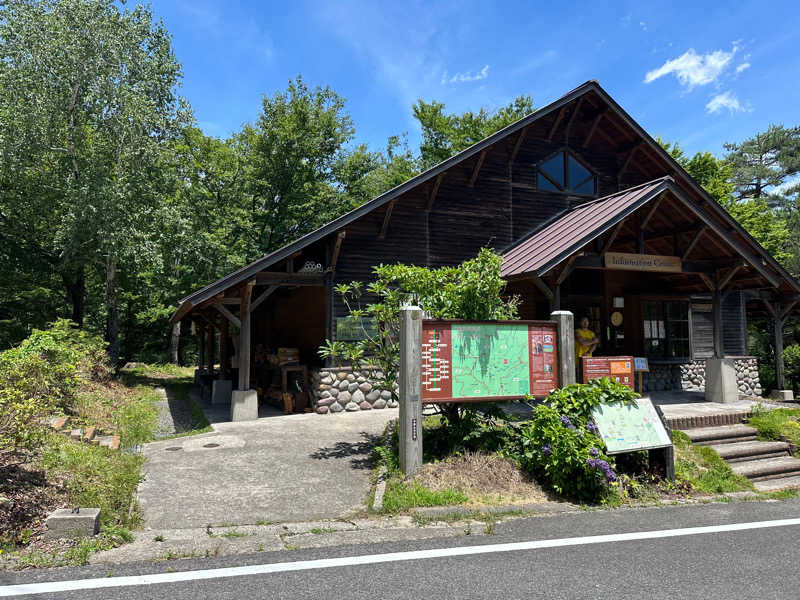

{"left": 378, "top": 200, "right": 395, "bottom": 239}
{"left": 602, "top": 220, "right": 626, "bottom": 253}
{"left": 681, "top": 227, "right": 707, "bottom": 260}
{"left": 712, "top": 287, "right": 724, "bottom": 358}
{"left": 510, "top": 128, "right": 527, "bottom": 164}
{"left": 564, "top": 96, "right": 584, "bottom": 143}
{"left": 529, "top": 275, "right": 554, "bottom": 301}
{"left": 213, "top": 302, "right": 241, "bottom": 329}
{"left": 718, "top": 262, "right": 745, "bottom": 290}
{"left": 469, "top": 151, "right": 487, "bottom": 187}
{"left": 618, "top": 142, "right": 641, "bottom": 179}
{"left": 330, "top": 231, "right": 345, "bottom": 272}
{"left": 698, "top": 273, "right": 715, "bottom": 291}
{"left": 219, "top": 297, "right": 241, "bottom": 305}
{"left": 426, "top": 173, "right": 443, "bottom": 211}
{"left": 555, "top": 255, "right": 578, "bottom": 285}
{"left": 780, "top": 298, "right": 800, "bottom": 321}
{"left": 250, "top": 284, "right": 279, "bottom": 313}
{"left": 639, "top": 195, "right": 663, "bottom": 231}
{"left": 220, "top": 317, "right": 229, "bottom": 378}
{"left": 547, "top": 105, "right": 567, "bottom": 142}
{"left": 238, "top": 280, "right": 254, "bottom": 391}
{"left": 254, "top": 272, "right": 325, "bottom": 285}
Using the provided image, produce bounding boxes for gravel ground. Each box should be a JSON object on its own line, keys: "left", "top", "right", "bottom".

{"left": 153, "top": 387, "right": 201, "bottom": 439}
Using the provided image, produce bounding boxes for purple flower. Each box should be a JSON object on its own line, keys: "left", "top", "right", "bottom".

{"left": 586, "top": 457, "right": 617, "bottom": 482}
{"left": 560, "top": 415, "right": 575, "bottom": 430}
{"left": 590, "top": 447, "right": 599, "bottom": 457}
{"left": 541, "top": 443, "right": 551, "bottom": 456}
{"left": 587, "top": 420, "right": 598, "bottom": 434}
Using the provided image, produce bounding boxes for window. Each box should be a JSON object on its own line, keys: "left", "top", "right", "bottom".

{"left": 643, "top": 301, "right": 690, "bottom": 359}
{"left": 536, "top": 151, "right": 597, "bottom": 195}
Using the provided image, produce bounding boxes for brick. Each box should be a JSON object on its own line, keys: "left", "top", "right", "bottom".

{"left": 83, "top": 426, "right": 96, "bottom": 442}
{"left": 110, "top": 435, "right": 120, "bottom": 451}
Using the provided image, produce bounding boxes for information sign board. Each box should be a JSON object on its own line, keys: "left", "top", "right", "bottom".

{"left": 591, "top": 397, "right": 673, "bottom": 454}
{"left": 582, "top": 356, "right": 635, "bottom": 390}
{"left": 421, "top": 320, "right": 558, "bottom": 403}
{"left": 634, "top": 357, "right": 649, "bottom": 372}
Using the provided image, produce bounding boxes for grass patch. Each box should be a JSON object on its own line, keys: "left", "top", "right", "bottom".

{"left": 748, "top": 407, "right": 800, "bottom": 450}
{"left": 381, "top": 479, "right": 468, "bottom": 514}
{"left": 309, "top": 527, "right": 337, "bottom": 535}
{"left": 220, "top": 530, "right": 247, "bottom": 539}
{"left": 673, "top": 431, "right": 755, "bottom": 494}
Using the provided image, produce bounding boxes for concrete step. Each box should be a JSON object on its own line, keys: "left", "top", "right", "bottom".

{"left": 709, "top": 440, "right": 791, "bottom": 462}
{"left": 680, "top": 424, "right": 758, "bottom": 446}
{"left": 731, "top": 457, "right": 800, "bottom": 481}
{"left": 754, "top": 475, "right": 800, "bottom": 492}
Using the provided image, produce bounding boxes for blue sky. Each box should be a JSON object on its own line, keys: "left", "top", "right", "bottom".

{"left": 155, "top": 0, "right": 800, "bottom": 157}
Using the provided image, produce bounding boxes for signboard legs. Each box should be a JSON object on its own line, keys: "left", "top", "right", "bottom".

{"left": 551, "top": 311, "right": 576, "bottom": 387}
{"left": 399, "top": 306, "right": 423, "bottom": 476}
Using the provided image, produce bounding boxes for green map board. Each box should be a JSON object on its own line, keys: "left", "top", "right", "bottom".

{"left": 591, "top": 398, "right": 672, "bottom": 454}
{"left": 451, "top": 323, "right": 530, "bottom": 398}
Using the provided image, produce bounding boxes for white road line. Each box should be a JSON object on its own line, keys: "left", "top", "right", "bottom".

{"left": 3, "top": 517, "right": 800, "bottom": 597}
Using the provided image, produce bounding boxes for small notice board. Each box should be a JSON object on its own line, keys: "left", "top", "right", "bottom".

{"left": 582, "top": 356, "right": 635, "bottom": 390}
{"left": 421, "top": 320, "right": 558, "bottom": 403}
{"left": 591, "top": 397, "right": 673, "bottom": 454}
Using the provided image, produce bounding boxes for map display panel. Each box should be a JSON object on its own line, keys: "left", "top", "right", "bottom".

{"left": 591, "top": 397, "right": 672, "bottom": 454}
{"left": 422, "top": 321, "right": 557, "bottom": 402}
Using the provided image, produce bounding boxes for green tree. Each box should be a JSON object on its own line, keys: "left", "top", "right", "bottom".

{"left": 0, "top": 0, "right": 187, "bottom": 363}
{"left": 413, "top": 96, "right": 535, "bottom": 169}
{"left": 724, "top": 125, "right": 800, "bottom": 202}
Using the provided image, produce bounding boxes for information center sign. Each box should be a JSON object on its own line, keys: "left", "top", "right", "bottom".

{"left": 591, "top": 397, "right": 673, "bottom": 454}
{"left": 421, "top": 320, "right": 558, "bottom": 403}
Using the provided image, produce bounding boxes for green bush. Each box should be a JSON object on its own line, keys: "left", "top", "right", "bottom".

{"left": 546, "top": 377, "right": 638, "bottom": 422}
{"left": 783, "top": 345, "right": 800, "bottom": 391}
{"left": 0, "top": 320, "right": 109, "bottom": 454}
{"left": 513, "top": 404, "right": 614, "bottom": 501}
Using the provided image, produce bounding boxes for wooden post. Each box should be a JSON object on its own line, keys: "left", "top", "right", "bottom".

{"left": 238, "top": 281, "right": 254, "bottom": 391}
{"left": 198, "top": 324, "right": 205, "bottom": 371}
{"left": 712, "top": 287, "right": 724, "bottom": 359}
{"left": 220, "top": 317, "right": 229, "bottom": 379}
{"left": 206, "top": 322, "right": 215, "bottom": 375}
{"left": 551, "top": 310, "right": 576, "bottom": 387}
{"left": 552, "top": 284, "right": 561, "bottom": 312}
{"left": 775, "top": 314, "right": 786, "bottom": 391}
{"left": 399, "top": 306, "right": 423, "bottom": 476}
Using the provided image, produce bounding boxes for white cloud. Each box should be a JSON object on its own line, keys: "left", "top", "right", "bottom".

{"left": 736, "top": 62, "right": 751, "bottom": 73}
{"left": 444, "top": 64, "right": 489, "bottom": 84}
{"left": 644, "top": 44, "right": 739, "bottom": 89}
{"left": 706, "top": 91, "right": 748, "bottom": 114}
{"left": 639, "top": 21, "right": 648, "bottom": 32}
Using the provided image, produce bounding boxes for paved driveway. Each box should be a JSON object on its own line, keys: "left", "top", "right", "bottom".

{"left": 137, "top": 409, "right": 397, "bottom": 529}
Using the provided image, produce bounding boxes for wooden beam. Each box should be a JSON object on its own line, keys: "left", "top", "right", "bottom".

{"left": 564, "top": 97, "right": 584, "bottom": 143}
{"left": 555, "top": 255, "right": 578, "bottom": 285}
{"left": 583, "top": 108, "right": 607, "bottom": 148}
{"left": 698, "top": 272, "right": 715, "bottom": 292}
{"left": 219, "top": 297, "right": 241, "bottom": 306}
{"left": 712, "top": 286, "right": 724, "bottom": 358}
{"left": 510, "top": 128, "right": 526, "bottom": 164}
{"left": 681, "top": 227, "right": 707, "bottom": 260}
{"left": 238, "top": 280, "right": 254, "bottom": 391}
{"left": 213, "top": 302, "right": 241, "bottom": 329}
{"left": 602, "top": 221, "right": 626, "bottom": 253}
{"left": 220, "top": 317, "right": 229, "bottom": 378}
{"left": 547, "top": 105, "right": 567, "bottom": 142}
{"left": 468, "top": 151, "right": 486, "bottom": 188}
{"left": 780, "top": 298, "right": 800, "bottom": 321}
{"left": 618, "top": 142, "right": 641, "bottom": 180}
{"left": 330, "top": 231, "right": 345, "bottom": 272}
{"left": 250, "top": 284, "right": 279, "bottom": 313}
{"left": 718, "top": 262, "right": 745, "bottom": 291}
{"left": 639, "top": 195, "right": 663, "bottom": 231}
{"left": 255, "top": 272, "right": 325, "bottom": 286}
{"left": 378, "top": 200, "right": 395, "bottom": 239}
{"left": 529, "top": 275, "right": 554, "bottom": 301}
{"left": 427, "top": 173, "right": 443, "bottom": 211}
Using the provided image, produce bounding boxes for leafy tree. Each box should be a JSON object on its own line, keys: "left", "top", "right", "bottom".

{"left": 413, "top": 96, "right": 535, "bottom": 169}
{"left": 724, "top": 125, "right": 800, "bottom": 202}
{"left": 0, "top": 0, "right": 187, "bottom": 363}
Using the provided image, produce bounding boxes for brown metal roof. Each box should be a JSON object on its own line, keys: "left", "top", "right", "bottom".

{"left": 501, "top": 178, "right": 672, "bottom": 278}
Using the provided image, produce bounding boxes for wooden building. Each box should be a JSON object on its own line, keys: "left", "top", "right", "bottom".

{"left": 172, "top": 81, "right": 799, "bottom": 415}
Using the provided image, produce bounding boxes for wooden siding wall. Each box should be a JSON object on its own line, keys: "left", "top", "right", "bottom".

{"left": 722, "top": 291, "right": 747, "bottom": 356}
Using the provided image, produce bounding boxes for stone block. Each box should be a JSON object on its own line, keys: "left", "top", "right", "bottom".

{"left": 329, "top": 402, "right": 344, "bottom": 413}
{"left": 770, "top": 390, "right": 795, "bottom": 402}
{"left": 316, "top": 405, "right": 329, "bottom": 414}
{"left": 351, "top": 389, "right": 365, "bottom": 404}
{"left": 705, "top": 358, "right": 739, "bottom": 404}
{"left": 212, "top": 379, "right": 232, "bottom": 405}
{"left": 44, "top": 508, "right": 100, "bottom": 540}
{"left": 372, "top": 399, "right": 387, "bottom": 409}
{"left": 231, "top": 389, "right": 259, "bottom": 421}
{"left": 345, "top": 401, "right": 360, "bottom": 411}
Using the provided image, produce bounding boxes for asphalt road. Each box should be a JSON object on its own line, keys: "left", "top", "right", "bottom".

{"left": 4, "top": 499, "right": 800, "bottom": 599}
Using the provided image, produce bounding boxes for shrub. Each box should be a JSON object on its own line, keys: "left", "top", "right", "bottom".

{"left": 546, "top": 377, "right": 638, "bottom": 422}
{"left": 513, "top": 404, "right": 614, "bottom": 501}
{"left": 783, "top": 344, "right": 800, "bottom": 392}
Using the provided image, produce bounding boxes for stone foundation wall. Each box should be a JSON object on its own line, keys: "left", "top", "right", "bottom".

{"left": 311, "top": 367, "right": 398, "bottom": 414}
{"left": 643, "top": 357, "right": 761, "bottom": 397}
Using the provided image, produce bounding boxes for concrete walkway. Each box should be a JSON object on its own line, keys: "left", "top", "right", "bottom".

{"left": 137, "top": 407, "right": 397, "bottom": 530}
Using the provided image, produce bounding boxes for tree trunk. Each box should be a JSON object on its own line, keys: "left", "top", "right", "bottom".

{"left": 105, "top": 254, "right": 120, "bottom": 367}
{"left": 170, "top": 321, "right": 181, "bottom": 365}
{"left": 63, "top": 266, "right": 86, "bottom": 327}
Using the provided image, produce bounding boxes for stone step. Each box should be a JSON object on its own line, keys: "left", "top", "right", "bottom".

{"left": 680, "top": 424, "right": 758, "bottom": 445}
{"left": 731, "top": 457, "right": 800, "bottom": 481}
{"left": 753, "top": 475, "right": 800, "bottom": 492}
{"left": 708, "top": 440, "right": 791, "bottom": 462}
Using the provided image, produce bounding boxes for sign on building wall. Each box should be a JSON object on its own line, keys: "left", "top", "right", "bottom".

{"left": 421, "top": 320, "right": 558, "bottom": 403}
{"left": 605, "top": 252, "right": 682, "bottom": 273}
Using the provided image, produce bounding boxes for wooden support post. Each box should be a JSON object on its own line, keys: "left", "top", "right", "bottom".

{"left": 551, "top": 310, "right": 576, "bottom": 387}
{"left": 712, "top": 285, "right": 724, "bottom": 359}
{"left": 775, "top": 314, "right": 786, "bottom": 390}
{"left": 399, "top": 306, "right": 423, "bottom": 476}
{"left": 427, "top": 174, "right": 443, "bottom": 211}
{"left": 379, "top": 200, "right": 395, "bottom": 239}
{"left": 469, "top": 151, "right": 486, "bottom": 187}
{"left": 330, "top": 231, "right": 345, "bottom": 272}
{"left": 220, "top": 317, "right": 229, "bottom": 378}
{"left": 238, "top": 281, "right": 254, "bottom": 391}
{"left": 547, "top": 106, "right": 567, "bottom": 141}
{"left": 206, "top": 320, "right": 215, "bottom": 374}
{"left": 553, "top": 283, "right": 561, "bottom": 312}
{"left": 198, "top": 324, "right": 205, "bottom": 371}
{"left": 681, "top": 227, "right": 706, "bottom": 260}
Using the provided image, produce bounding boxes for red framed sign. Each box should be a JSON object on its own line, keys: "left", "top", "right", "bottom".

{"left": 582, "top": 355, "right": 635, "bottom": 390}
{"left": 421, "top": 320, "right": 558, "bottom": 403}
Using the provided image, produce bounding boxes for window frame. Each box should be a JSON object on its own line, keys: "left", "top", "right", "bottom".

{"left": 641, "top": 299, "right": 691, "bottom": 360}
{"left": 535, "top": 149, "right": 597, "bottom": 197}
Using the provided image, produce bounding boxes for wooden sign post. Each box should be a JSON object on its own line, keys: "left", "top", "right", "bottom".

{"left": 634, "top": 357, "right": 649, "bottom": 395}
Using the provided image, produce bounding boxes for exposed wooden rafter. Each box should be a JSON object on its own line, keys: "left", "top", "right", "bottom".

{"left": 547, "top": 105, "right": 567, "bottom": 142}
{"left": 639, "top": 195, "right": 664, "bottom": 231}
{"left": 583, "top": 107, "right": 608, "bottom": 148}
{"left": 330, "top": 230, "right": 345, "bottom": 272}
{"left": 213, "top": 302, "right": 241, "bottom": 329}
{"left": 254, "top": 272, "right": 325, "bottom": 286}
{"left": 602, "top": 220, "right": 627, "bottom": 253}
{"left": 681, "top": 227, "right": 707, "bottom": 260}
{"left": 379, "top": 200, "right": 396, "bottom": 239}
{"left": 250, "top": 284, "right": 279, "bottom": 313}
{"left": 564, "top": 97, "right": 584, "bottom": 143}
{"left": 510, "top": 128, "right": 527, "bottom": 164}
{"left": 427, "top": 173, "right": 444, "bottom": 211}
{"left": 617, "top": 141, "right": 643, "bottom": 180}
{"left": 718, "top": 262, "right": 745, "bottom": 290}
{"left": 469, "top": 151, "right": 487, "bottom": 188}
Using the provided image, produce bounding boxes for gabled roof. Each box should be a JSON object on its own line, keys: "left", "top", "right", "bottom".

{"left": 173, "top": 80, "right": 800, "bottom": 322}
{"left": 501, "top": 178, "right": 671, "bottom": 278}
